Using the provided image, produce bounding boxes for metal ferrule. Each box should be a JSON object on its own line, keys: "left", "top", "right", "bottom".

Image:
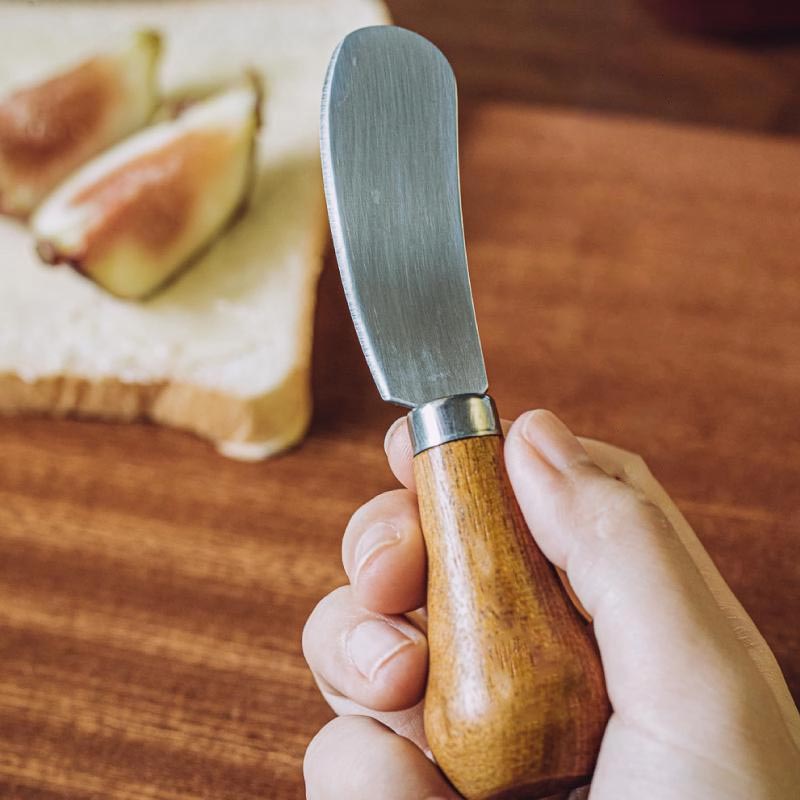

{"left": 407, "top": 393, "right": 501, "bottom": 455}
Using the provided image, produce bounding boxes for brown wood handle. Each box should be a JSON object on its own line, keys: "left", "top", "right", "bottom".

{"left": 414, "top": 434, "right": 610, "bottom": 800}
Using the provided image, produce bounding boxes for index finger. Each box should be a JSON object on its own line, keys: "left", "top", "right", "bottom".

{"left": 384, "top": 416, "right": 513, "bottom": 491}
{"left": 384, "top": 417, "right": 416, "bottom": 491}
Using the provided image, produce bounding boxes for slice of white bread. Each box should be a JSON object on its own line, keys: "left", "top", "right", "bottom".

{"left": 0, "top": 0, "right": 389, "bottom": 459}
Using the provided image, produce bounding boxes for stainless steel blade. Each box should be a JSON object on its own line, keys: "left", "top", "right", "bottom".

{"left": 321, "top": 25, "right": 487, "bottom": 408}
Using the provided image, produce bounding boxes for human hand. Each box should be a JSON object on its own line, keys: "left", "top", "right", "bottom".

{"left": 303, "top": 410, "right": 800, "bottom": 799}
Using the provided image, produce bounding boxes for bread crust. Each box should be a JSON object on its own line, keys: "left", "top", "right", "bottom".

{"left": 0, "top": 368, "right": 311, "bottom": 459}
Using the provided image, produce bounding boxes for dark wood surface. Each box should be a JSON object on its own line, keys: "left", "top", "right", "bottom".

{"left": 2, "top": 4, "right": 799, "bottom": 798}
{"left": 388, "top": 0, "right": 800, "bottom": 134}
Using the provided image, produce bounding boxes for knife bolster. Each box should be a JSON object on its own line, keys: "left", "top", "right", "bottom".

{"left": 408, "top": 393, "right": 501, "bottom": 455}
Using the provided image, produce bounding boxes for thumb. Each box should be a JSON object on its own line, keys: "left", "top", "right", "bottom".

{"left": 504, "top": 410, "right": 768, "bottom": 722}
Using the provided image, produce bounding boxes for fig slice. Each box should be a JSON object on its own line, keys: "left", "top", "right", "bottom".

{"left": 0, "top": 30, "right": 161, "bottom": 218}
{"left": 32, "top": 76, "right": 262, "bottom": 300}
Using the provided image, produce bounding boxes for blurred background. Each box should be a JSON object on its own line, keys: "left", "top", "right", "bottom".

{"left": 387, "top": 0, "right": 800, "bottom": 132}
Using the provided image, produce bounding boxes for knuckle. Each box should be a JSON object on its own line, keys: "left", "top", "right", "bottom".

{"left": 615, "top": 484, "right": 665, "bottom": 526}
{"left": 303, "top": 717, "right": 345, "bottom": 789}
{"left": 347, "top": 489, "right": 411, "bottom": 532}
{"left": 302, "top": 586, "right": 350, "bottom": 659}
{"left": 583, "top": 476, "right": 668, "bottom": 540}
{"left": 622, "top": 451, "right": 651, "bottom": 483}
{"left": 303, "top": 723, "right": 327, "bottom": 768}
{"left": 304, "top": 716, "right": 373, "bottom": 768}
{"left": 578, "top": 437, "right": 650, "bottom": 484}
{"left": 304, "top": 716, "right": 391, "bottom": 797}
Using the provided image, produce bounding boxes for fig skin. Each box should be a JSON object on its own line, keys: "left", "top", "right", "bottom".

{"left": 0, "top": 30, "right": 162, "bottom": 218}
{"left": 32, "top": 76, "right": 263, "bottom": 301}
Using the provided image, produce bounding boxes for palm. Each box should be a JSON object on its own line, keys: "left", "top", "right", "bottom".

{"left": 304, "top": 414, "right": 800, "bottom": 799}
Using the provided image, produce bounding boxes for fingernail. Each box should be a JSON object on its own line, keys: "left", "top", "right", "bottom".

{"left": 383, "top": 417, "right": 406, "bottom": 454}
{"left": 354, "top": 521, "right": 401, "bottom": 582}
{"left": 346, "top": 619, "right": 414, "bottom": 681}
{"left": 520, "top": 410, "right": 589, "bottom": 472}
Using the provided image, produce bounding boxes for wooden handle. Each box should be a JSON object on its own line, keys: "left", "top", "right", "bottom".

{"left": 414, "top": 434, "right": 610, "bottom": 800}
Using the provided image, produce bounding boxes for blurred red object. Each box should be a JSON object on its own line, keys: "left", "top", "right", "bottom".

{"left": 644, "top": 0, "right": 800, "bottom": 35}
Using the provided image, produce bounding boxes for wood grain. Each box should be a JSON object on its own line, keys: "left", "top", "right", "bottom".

{"left": 1, "top": 49, "right": 799, "bottom": 800}
{"left": 415, "top": 435, "right": 608, "bottom": 800}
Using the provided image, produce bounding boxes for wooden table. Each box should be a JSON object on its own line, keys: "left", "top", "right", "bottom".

{"left": 2, "top": 3, "right": 799, "bottom": 798}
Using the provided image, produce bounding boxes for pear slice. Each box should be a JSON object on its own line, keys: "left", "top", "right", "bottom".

{"left": 32, "top": 77, "right": 262, "bottom": 300}
{"left": 0, "top": 30, "right": 161, "bottom": 218}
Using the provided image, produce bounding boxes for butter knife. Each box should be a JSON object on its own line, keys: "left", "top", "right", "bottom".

{"left": 320, "top": 25, "right": 610, "bottom": 800}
